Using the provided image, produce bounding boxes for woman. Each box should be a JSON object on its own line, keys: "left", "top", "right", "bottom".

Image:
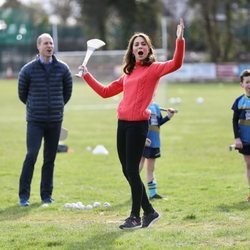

{"left": 79, "top": 18, "right": 185, "bottom": 230}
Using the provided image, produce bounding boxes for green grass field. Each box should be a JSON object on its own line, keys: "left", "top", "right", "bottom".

{"left": 0, "top": 79, "right": 249, "bottom": 250}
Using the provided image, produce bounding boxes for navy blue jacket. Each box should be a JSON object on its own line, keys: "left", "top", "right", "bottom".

{"left": 18, "top": 55, "right": 72, "bottom": 122}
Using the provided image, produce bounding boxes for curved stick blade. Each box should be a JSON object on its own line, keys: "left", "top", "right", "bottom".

{"left": 75, "top": 38, "right": 106, "bottom": 77}
{"left": 87, "top": 39, "right": 106, "bottom": 49}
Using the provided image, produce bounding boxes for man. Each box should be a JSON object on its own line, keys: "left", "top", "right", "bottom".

{"left": 18, "top": 33, "right": 72, "bottom": 206}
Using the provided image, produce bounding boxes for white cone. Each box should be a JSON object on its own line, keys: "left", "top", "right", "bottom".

{"left": 92, "top": 145, "right": 109, "bottom": 155}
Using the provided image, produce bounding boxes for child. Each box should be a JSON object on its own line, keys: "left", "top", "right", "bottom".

{"left": 139, "top": 102, "right": 176, "bottom": 200}
{"left": 231, "top": 69, "right": 250, "bottom": 202}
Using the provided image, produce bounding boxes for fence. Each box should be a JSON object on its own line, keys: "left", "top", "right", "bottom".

{"left": 1, "top": 48, "right": 250, "bottom": 82}
{"left": 57, "top": 50, "right": 250, "bottom": 82}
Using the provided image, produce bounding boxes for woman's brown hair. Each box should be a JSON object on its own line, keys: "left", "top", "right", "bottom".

{"left": 123, "top": 33, "right": 156, "bottom": 74}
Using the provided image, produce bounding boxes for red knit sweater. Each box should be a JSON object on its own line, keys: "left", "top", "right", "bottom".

{"left": 83, "top": 39, "right": 185, "bottom": 121}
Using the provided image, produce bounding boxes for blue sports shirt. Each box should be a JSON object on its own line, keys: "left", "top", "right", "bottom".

{"left": 146, "top": 102, "right": 170, "bottom": 148}
{"left": 232, "top": 94, "right": 250, "bottom": 144}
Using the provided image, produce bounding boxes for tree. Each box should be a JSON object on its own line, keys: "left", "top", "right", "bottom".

{"left": 76, "top": 0, "right": 163, "bottom": 49}
{"left": 189, "top": 0, "right": 249, "bottom": 62}
{"left": 111, "top": 0, "right": 137, "bottom": 48}
{"left": 49, "top": 0, "right": 81, "bottom": 26}
{"left": 134, "top": 0, "right": 163, "bottom": 48}
{"left": 2, "top": 0, "right": 21, "bottom": 8}
{"left": 76, "top": 0, "right": 111, "bottom": 47}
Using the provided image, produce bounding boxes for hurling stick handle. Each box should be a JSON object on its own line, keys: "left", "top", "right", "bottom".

{"left": 160, "top": 107, "right": 178, "bottom": 113}
{"left": 229, "top": 144, "right": 236, "bottom": 151}
{"left": 75, "top": 50, "right": 94, "bottom": 78}
{"left": 82, "top": 49, "right": 94, "bottom": 66}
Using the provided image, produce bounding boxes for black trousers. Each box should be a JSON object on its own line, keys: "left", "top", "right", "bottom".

{"left": 19, "top": 121, "right": 61, "bottom": 201}
{"left": 117, "top": 120, "right": 154, "bottom": 217}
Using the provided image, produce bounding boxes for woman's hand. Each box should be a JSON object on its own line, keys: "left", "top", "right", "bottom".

{"left": 176, "top": 18, "right": 184, "bottom": 39}
{"left": 78, "top": 65, "right": 89, "bottom": 76}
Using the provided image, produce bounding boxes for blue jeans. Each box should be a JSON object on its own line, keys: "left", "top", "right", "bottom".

{"left": 19, "top": 121, "right": 62, "bottom": 201}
